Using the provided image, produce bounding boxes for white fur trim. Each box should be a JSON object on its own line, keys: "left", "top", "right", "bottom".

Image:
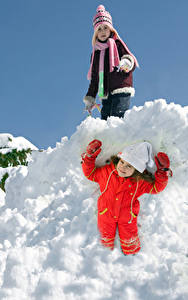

{"left": 111, "top": 87, "right": 135, "bottom": 97}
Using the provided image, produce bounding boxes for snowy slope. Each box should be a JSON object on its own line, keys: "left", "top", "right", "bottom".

{"left": 0, "top": 133, "right": 38, "bottom": 206}
{"left": 0, "top": 133, "right": 38, "bottom": 152}
{"left": 0, "top": 99, "right": 188, "bottom": 300}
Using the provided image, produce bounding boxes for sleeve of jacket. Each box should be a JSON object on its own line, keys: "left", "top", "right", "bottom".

{"left": 116, "top": 40, "right": 136, "bottom": 72}
{"left": 86, "top": 51, "right": 99, "bottom": 98}
{"left": 140, "top": 169, "right": 168, "bottom": 194}
{"left": 81, "top": 155, "right": 103, "bottom": 183}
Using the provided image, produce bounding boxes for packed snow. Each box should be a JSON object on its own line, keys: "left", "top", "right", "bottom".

{"left": 0, "top": 133, "right": 38, "bottom": 203}
{"left": 0, "top": 99, "right": 188, "bottom": 300}
{"left": 0, "top": 133, "right": 38, "bottom": 153}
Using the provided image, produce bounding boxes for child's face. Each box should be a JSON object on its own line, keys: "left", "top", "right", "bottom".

{"left": 96, "top": 24, "right": 111, "bottom": 41}
{"left": 116, "top": 159, "right": 135, "bottom": 178}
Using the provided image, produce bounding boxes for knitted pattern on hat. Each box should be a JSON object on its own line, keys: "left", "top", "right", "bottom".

{"left": 93, "top": 5, "right": 113, "bottom": 30}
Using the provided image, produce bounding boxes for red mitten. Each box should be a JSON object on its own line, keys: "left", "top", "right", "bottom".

{"left": 86, "top": 139, "right": 102, "bottom": 158}
{"left": 155, "top": 152, "right": 170, "bottom": 169}
{"left": 155, "top": 152, "right": 172, "bottom": 176}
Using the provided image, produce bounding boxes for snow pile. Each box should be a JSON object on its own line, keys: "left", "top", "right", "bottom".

{"left": 0, "top": 134, "right": 38, "bottom": 206}
{"left": 0, "top": 133, "right": 37, "bottom": 153}
{"left": 0, "top": 99, "right": 188, "bottom": 300}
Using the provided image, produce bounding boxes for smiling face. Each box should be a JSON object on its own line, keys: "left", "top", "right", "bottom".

{"left": 116, "top": 159, "right": 135, "bottom": 178}
{"left": 96, "top": 24, "right": 111, "bottom": 41}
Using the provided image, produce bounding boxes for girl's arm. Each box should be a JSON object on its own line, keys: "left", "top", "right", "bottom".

{"left": 141, "top": 152, "right": 171, "bottom": 194}
{"left": 147, "top": 169, "right": 168, "bottom": 194}
{"left": 86, "top": 52, "right": 99, "bottom": 98}
{"left": 81, "top": 140, "right": 102, "bottom": 182}
{"left": 82, "top": 155, "right": 101, "bottom": 182}
{"left": 83, "top": 52, "right": 99, "bottom": 113}
{"left": 116, "top": 40, "right": 136, "bottom": 73}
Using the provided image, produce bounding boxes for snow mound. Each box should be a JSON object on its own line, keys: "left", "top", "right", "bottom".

{"left": 0, "top": 99, "right": 188, "bottom": 300}
{"left": 0, "top": 134, "right": 38, "bottom": 207}
{"left": 0, "top": 133, "right": 38, "bottom": 153}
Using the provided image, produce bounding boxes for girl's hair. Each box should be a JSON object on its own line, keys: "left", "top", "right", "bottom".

{"left": 92, "top": 27, "right": 120, "bottom": 46}
{"left": 110, "top": 155, "right": 155, "bottom": 183}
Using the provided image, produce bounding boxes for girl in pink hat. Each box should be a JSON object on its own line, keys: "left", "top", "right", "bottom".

{"left": 83, "top": 5, "right": 139, "bottom": 120}
{"left": 81, "top": 140, "right": 172, "bottom": 255}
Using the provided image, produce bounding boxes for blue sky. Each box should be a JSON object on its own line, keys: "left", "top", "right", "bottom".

{"left": 0, "top": 0, "right": 187, "bottom": 149}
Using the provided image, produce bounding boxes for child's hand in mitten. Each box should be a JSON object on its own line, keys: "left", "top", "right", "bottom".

{"left": 83, "top": 96, "right": 96, "bottom": 114}
{"left": 86, "top": 140, "right": 102, "bottom": 158}
{"left": 155, "top": 152, "right": 173, "bottom": 177}
{"left": 119, "top": 55, "right": 134, "bottom": 73}
{"left": 81, "top": 140, "right": 102, "bottom": 161}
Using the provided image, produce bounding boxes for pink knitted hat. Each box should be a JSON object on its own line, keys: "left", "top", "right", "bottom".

{"left": 93, "top": 5, "right": 113, "bottom": 31}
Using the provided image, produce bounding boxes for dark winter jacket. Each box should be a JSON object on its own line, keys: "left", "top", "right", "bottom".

{"left": 86, "top": 39, "right": 136, "bottom": 99}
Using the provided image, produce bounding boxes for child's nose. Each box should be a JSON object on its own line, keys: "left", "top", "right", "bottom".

{"left": 123, "top": 165, "right": 129, "bottom": 170}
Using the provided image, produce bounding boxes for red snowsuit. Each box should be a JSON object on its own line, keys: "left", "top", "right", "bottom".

{"left": 82, "top": 155, "right": 168, "bottom": 255}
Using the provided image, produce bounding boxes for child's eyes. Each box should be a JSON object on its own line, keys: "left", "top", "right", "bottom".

{"left": 120, "top": 161, "right": 132, "bottom": 168}
{"left": 98, "top": 26, "right": 108, "bottom": 31}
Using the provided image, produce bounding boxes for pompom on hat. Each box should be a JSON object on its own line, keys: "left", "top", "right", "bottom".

{"left": 93, "top": 5, "right": 113, "bottom": 31}
{"left": 118, "top": 142, "right": 155, "bottom": 173}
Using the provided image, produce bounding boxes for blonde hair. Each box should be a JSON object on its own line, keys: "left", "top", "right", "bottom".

{"left": 92, "top": 27, "right": 120, "bottom": 46}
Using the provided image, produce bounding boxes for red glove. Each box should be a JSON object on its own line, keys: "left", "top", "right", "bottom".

{"left": 86, "top": 139, "right": 102, "bottom": 158}
{"left": 155, "top": 152, "right": 172, "bottom": 176}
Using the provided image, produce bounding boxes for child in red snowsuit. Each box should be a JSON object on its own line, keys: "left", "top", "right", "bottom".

{"left": 82, "top": 140, "right": 171, "bottom": 255}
